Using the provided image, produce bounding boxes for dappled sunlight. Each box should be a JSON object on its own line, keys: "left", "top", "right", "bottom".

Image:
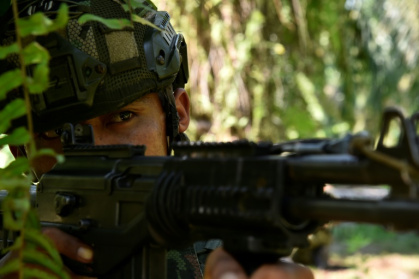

{"left": 153, "top": 0, "right": 419, "bottom": 143}
{"left": 313, "top": 254, "right": 419, "bottom": 279}
{"left": 0, "top": 145, "right": 13, "bottom": 168}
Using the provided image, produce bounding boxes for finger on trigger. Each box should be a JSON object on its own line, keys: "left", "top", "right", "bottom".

{"left": 204, "top": 248, "right": 247, "bottom": 279}
{"left": 251, "top": 261, "right": 314, "bottom": 279}
{"left": 42, "top": 227, "right": 93, "bottom": 263}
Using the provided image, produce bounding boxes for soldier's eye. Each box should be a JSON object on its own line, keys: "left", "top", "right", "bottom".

{"left": 110, "top": 111, "right": 134, "bottom": 123}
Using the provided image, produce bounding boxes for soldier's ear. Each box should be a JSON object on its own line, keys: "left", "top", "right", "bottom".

{"left": 174, "top": 88, "right": 190, "bottom": 133}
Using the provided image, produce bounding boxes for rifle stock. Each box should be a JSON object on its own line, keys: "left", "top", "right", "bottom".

{"left": 7, "top": 107, "right": 419, "bottom": 277}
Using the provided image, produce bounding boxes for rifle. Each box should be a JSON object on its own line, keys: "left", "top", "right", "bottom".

{"left": 11, "top": 107, "right": 419, "bottom": 278}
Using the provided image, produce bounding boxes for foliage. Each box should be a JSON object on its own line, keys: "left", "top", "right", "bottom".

{"left": 0, "top": 1, "right": 170, "bottom": 277}
{"left": 0, "top": 1, "right": 69, "bottom": 278}
{"left": 154, "top": 0, "right": 419, "bottom": 142}
{"left": 332, "top": 223, "right": 419, "bottom": 255}
{"left": 78, "top": 0, "right": 163, "bottom": 31}
{"left": 0, "top": 146, "right": 13, "bottom": 168}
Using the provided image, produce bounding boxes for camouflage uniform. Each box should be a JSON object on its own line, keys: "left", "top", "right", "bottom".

{"left": 167, "top": 240, "right": 222, "bottom": 279}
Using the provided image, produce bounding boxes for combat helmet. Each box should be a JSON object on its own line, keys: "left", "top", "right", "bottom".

{"left": 0, "top": 0, "right": 189, "bottom": 150}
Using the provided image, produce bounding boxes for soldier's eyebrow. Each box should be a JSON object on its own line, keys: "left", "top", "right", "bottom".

{"left": 117, "top": 94, "right": 156, "bottom": 113}
{"left": 133, "top": 94, "right": 150, "bottom": 103}
{"left": 132, "top": 93, "right": 157, "bottom": 105}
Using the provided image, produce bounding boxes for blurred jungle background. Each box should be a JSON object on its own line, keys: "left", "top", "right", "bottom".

{"left": 2, "top": 0, "right": 419, "bottom": 277}
{"left": 151, "top": 0, "right": 419, "bottom": 278}
{"left": 155, "top": 0, "right": 419, "bottom": 142}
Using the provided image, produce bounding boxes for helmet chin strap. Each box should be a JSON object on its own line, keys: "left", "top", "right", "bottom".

{"left": 158, "top": 87, "right": 181, "bottom": 155}
{"left": 158, "top": 86, "right": 191, "bottom": 155}
{"left": 166, "top": 104, "right": 180, "bottom": 155}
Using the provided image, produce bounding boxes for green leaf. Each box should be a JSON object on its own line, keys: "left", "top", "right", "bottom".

{"left": 27, "top": 63, "right": 50, "bottom": 93}
{"left": 53, "top": 4, "right": 69, "bottom": 30}
{"left": 0, "top": 157, "right": 30, "bottom": 178}
{"left": 23, "top": 249, "right": 69, "bottom": 278}
{"left": 17, "top": 4, "right": 69, "bottom": 37}
{"left": 0, "top": 43, "right": 19, "bottom": 60}
{"left": 56, "top": 154, "right": 65, "bottom": 164}
{"left": 0, "top": 177, "right": 29, "bottom": 191}
{"left": 78, "top": 14, "right": 132, "bottom": 29}
{"left": 0, "top": 69, "right": 23, "bottom": 101}
{"left": 295, "top": 72, "right": 326, "bottom": 123}
{"left": 144, "top": 0, "right": 158, "bottom": 10}
{"left": 8, "top": 198, "right": 31, "bottom": 211}
{"left": 121, "top": 1, "right": 155, "bottom": 15}
{"left": 131, "top": 14, "right": 163, "bottom": 31}
{"left": 25, "top": 209, "right": 41, "bottom": 230}
{"left": 2, "top": 236, "right": 23, "bottom": 254}
{"left": 23, "top": 268, "right": 60, "bottom": 279}
{"left": 1, "top": 194, "right": 33, "bottom": 230}
{"left": 0, "top": 258, "right": 20, "bottom": 276}
{"left": 121, "top": 4, "right": 130, "bottom": 12}
{"left": 127, "top": 0, "right": 157, "bottom": 12}
{"left": 22, "top": 42, "right": 50, "bottom": 66}
{"left": 24, "top": 229, "right": 62, "bottom": 266}
{"left": 17, "top": 13, "right": 53, "bottom": 37}
{"left": 2, "top": 207, "right": 24, "bottom": 230}
{"left": 0, "top": 127, "right": 31, "bottom": 146}
{"left": 0, "top": 99, "right": 27, "bottom": 134}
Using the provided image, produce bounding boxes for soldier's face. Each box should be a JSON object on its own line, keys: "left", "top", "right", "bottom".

{"left": 28, "top": 90, "right": 190, "bottom": 180}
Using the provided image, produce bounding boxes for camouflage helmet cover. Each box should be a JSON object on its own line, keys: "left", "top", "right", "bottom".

{"left": 0, "top": 0, "right": 189, "bottom": 133}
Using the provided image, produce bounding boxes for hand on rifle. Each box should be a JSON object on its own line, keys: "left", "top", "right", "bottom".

{"left": 0, "top": 228, "right": 95, "bottom": 279}
{"left": 41, "top": 230, "right": 314, "bottom": 279}
{"left": 42, "top": 228, "right": 96, "bottom": 279}
{"left": 43, "top": 231, "right": 314, "bottom": 279}
{"left": 205, "top": 248, "right": 314, "bottom": 279}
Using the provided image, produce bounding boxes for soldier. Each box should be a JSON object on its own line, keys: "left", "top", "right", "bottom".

{"left": 0, "top": 1, "right": 313, "bottom": 278}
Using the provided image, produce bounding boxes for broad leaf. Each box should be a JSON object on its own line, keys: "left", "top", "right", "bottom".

{"left": 78, "top": 14, "right": 132, "bottom": 29}
{"left": 2, "top": 236, "right": 23, "bottom": 254}
{"left": 0, "top": 177, "right": 29, "bottom": 191}
{"left": 25, "top": 209, "right": 41, "bottom": 230}
{"left": 121, "top": 1, "right": 155, "bottom": 16}
{"left": 53, "top": 3, "right": 69, "bottom": 30}
{"left": 2, "top": 207, "right": 24, "bottom": 230}
{"left": 7, "top": 197, "right": 31, "bottom": 211}
{"left": 2, "top": 235, "right": 23, "bottom": 255}
{"left": 24, "top": 229, "right": 62, "bottom": 265}
{"left": 27, "top": 63, "right": 49, "bottom": 93}
{"left": 23, "top": 249, "right": 69, "bottom": 278}
{"left": 0, "top": 43, "right": 19, "bottom": 59}
{"left": 0, "top": 99, "right": 27, "bottom": 134}
{"left": 17, "top": 13, "right": 53, "bottom": 37}
{"left": 17, "top": 4, "right": 69, "bottom": 37}
{"left": 0, "top": 127, "right": 31, "bottom": 146}
{"left": 131, "top": 14, "right": 163, "bottom": 31}
{"left": 0, "top": 157, "right": 30, "bottom": 178}
{"left": 121, "top": 3, "right": 130, "bottom": 12}
{"left": 22, "top": 42, "right": 50, "bottom": 66}
{"left": 0, "top": 258, "right": 20, "bottom": 276}
{"left": 0, "top": 69, "right": 23, "bottom": 101}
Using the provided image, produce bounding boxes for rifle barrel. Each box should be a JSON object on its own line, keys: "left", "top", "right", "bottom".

{"left": 287, "top": 197, "right": 419, "bottom": 228}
